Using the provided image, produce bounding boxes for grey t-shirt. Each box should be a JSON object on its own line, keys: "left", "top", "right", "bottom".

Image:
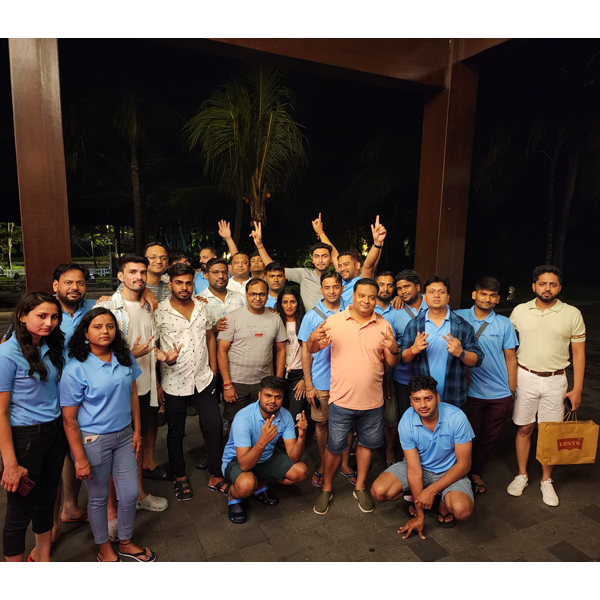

{"left": 219, "top": 307, "right": 287, "bottom": 384}
{"left": 286, "top": 268, "right": 322, "bottom": 311}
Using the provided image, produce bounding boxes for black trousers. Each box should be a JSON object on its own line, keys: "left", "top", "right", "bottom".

{"left": 165, "top": 379, "right": 223, "bottom": 478}
{"left": 284, "top": 368, "right": 306, "bottom": 424}
{"left": 3, "top": 417, "right": 66, "bottom": 557}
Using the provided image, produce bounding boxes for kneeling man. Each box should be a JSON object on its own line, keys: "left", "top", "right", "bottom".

{"left": 221, "top": 376, "right": 309, "bottom": 524}
{"left": 371, "top": 375, "right": 475, "bottom": 539}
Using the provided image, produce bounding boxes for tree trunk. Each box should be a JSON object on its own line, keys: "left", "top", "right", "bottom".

{"left": 7, "top": 222, "right": 14, "bottom": 271}
{"left": 553, "top": 149, "right": 578, "bottom": 272}
{"left": 545, "top": 160, "right": 556, "bottom": 264}
{"left": 91, "top": 238, "right": 97, "bottom": 269}
{"left": 115, "top": 223, "right": 122, "bottom": 255}
{"left": 233, "top": 195, "right": 244, "bottom": 247}
{"left": 130, "top": 140, "right": 143, "bottom": 255}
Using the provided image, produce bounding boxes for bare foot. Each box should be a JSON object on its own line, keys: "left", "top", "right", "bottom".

{"left": 118, "top": 540, "right": 154, "bottom": 562}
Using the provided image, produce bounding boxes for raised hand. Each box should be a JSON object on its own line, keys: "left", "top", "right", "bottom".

{"left": 132, "top": 335, "right": 156, "bottom": 358}
{"left": 249, "top": 221, "right": 263, "bottom": 247}
{"left": 371, "top": 215, "right": 387, "bottom": 245}
{"left": 442, "top": 333, "right": 463, "bottom": 357}
{"left": 218, "top": 219, "right": 232, "bottom": 239}
{"left": 311, "top": 213, "right": 324, "bottom": 236}
{"left": 411, "top": 331, "right": 429, "bottom": 355}
{"left": 258, "top": 414, "right": 279, "bottom": 447}
{"left": 164, "top": 342, "right": 183, "bottom": 365}
{"left": 380, "top": 330, "right": 399, "bottom": 353}
{"left": 295, "top": 410, "right": 308, "bottom": 435}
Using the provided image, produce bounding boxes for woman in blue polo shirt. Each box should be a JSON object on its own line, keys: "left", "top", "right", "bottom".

{"left": 0, "top": 291, "right": 66, "bottom": 562}
{"left": 60, "top": 307, "right": 156, "bottom": 562}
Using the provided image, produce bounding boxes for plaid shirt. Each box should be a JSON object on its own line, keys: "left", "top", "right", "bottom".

{"left": 400, "top": 309, "right": 484, "bottom": 407}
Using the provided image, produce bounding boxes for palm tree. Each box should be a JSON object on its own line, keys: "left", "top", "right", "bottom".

{"left": 184, "top": 65, "right": 308, "bottom": 245}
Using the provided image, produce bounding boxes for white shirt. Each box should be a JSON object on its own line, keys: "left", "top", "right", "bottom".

{"left": 123, "top": 299, "right": 154, "bottom": 396}
{"left": 154, "top": 297, "right": 214, "bottom": 396}
{"left": 226, "top": 277, "right": 251, "bottom": 296}
{"left": 285, "top": 322, "right": 303, "bottom": 372}
{"left": 198, "top": 287, "right": 246, "bottom": 327}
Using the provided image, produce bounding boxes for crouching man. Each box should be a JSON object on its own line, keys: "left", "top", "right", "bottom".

{"left": 371, "top": 375, "right": 475, "bottom": 539}
{"left": 221, "top": 376, "right": 310, "bottom": 524}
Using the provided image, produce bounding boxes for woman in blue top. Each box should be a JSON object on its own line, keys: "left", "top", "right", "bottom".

{"left": 60, "top": 307, "right": 156, "bottom": 562}
{"left": 0, "top": 292, "right": 66, "bottom": 562}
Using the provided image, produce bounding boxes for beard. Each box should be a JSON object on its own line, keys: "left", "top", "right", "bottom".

{"left": 57, "top": 291, "right": 82, "bottom": 310}
{"left": 536, "top": 292, "right": 557, "bottom": 304}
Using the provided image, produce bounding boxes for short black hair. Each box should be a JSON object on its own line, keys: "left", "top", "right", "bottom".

{"left": 168, "top": 263, "right": 195, "bottom": 280}
{"left": 409, "top": 375, "right": 438, "bottom": 396}
{"left": 230, "top": 252, "right": 249, "bottom": 263}
{"left": 259, "top": 375, "right": 288, "bottom": 394}
{"left": 320, "top": 271, "right": 343, "bottom": 286}
{"left": 168, "top": 249, "right": 188, "bottom": 266}
{"left": 201, "top": 247, "right": 218, "bottom": 258}
{"left": 310, "top": 241, "right": 333, "bottom": 254}
{"left": 117, "top": 254, "right": 149, "bottom": 272}
{"left": 144, "top": 241, "right": 169, "bottom": 255}
{"left": 376, "top": 270, "right": 395, "bottom": 280}
{"left": 246, "top": 277, "right": 267, "bottom": 292}
{"left": 265, "top": 261, "right": 285, "bottom": 274}
{"left": 205, "top": 257, "right": 228, "bottom": 273}
{"left": 423, "top": 275, "right": 450, "bottom": 294}
{"left": 353, "top": 277, "right": 378, "bottom": 294}
{"left": 338, "top": 250, "right": 362, "bottom": 264}
{"left": 475, "top": 276, "right": 501, "bottom": 294}
{"left": 395, "top": 269, "right": 420, "bottom": 287}
{"left": 249, "top": 251, "right": 263, "bottom": 261}
{"left": 53, "top": 263, "right": 89, "bottom": 283}
{"left": 532, "top": 264, "right": 562, "bottom": 284}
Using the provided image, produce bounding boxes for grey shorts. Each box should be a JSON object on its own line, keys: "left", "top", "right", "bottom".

{"left": 385, "top": 459, "right": 474, "bottom": 503}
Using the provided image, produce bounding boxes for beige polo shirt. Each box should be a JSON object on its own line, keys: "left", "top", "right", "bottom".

{"left": 509, "top": 299, "right": 586, "bottom": 372}
{"left": 321, "top": 307, "right": 393, "bottom": 410}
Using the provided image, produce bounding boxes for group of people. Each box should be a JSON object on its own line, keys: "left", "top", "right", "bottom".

{"left": 0, "top": 213, "right": 586, "bottom": 561}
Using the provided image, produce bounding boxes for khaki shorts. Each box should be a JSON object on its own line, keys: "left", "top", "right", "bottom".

{"left": 311, "top": 390, "right": 330, "bottom": 422}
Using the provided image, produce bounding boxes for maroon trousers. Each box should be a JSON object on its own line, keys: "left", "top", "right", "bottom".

{"left": 465, "top": 395, "right": 513, "bottom": 476}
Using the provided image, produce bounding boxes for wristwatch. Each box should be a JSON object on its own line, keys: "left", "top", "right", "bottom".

{"left": 459, "top": 350, "right": 466, "bottom": 359}
{"left": 390, "top": 347, "right": 401, "bottom": 355}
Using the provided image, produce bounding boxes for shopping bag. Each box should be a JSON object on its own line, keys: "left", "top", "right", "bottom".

{"left": 536, "top": 411, "right": 599, "bottom": 465}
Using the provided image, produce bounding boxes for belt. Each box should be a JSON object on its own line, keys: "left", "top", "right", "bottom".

{"left": 518, "top": 364, "right": 565, "bottom": 377}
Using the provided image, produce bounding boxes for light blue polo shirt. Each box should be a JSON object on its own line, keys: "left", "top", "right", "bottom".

{"left": 341, "top": 276, "right": 361, "bottom": 305}
{"left": 297, "top": 299, "right": 346, "bottom": 391}
{"left": 424, "top": 309, "right": 451, "bottom": 403}
{"left": 221, "top": 400, "right": 296, "bottom": 475}
{"left": 265, "top": 295, "right": 278, "bottom": 309}
{"left": 60, "top": 352, "right": 142, "bottom": 434}
{"left": 399, "top": 402, "right": 475, "bottom": 473}
{"left": 392, "top": 298, "right": 428, "bottom": 385}
{"left": 455, "top": 307, "right": 518, "bottom": 400}
{"left": 61, "top": 299, "right": 97, "bottom": 348}
{"left": 194, "top": 273, "right": 210, "bottom": 295}
{"left": 0, "top": 336, "right": 61, "bottom": 426}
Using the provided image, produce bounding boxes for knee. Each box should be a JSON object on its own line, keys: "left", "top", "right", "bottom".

{"left": 453, "top": 501, "right": 474, "bottom": 522}
{"left": 316, "top": 420, "right": 328, "bottom": 431}
{"left": 285, "top": 462, "right": 309, "bottom": 483}
{"left": 371, "top": 477, "right": 394, "bottom": 503}
{"left": 517, "top": 424, "right": 535, "bottom": 437}
{"left": 235, "top": 473, "right": 257, "bottom": 498}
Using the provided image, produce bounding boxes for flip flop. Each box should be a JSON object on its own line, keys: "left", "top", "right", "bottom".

{"left": 118, "top": 547, "right": 157, "bottom": 562}
{"left": 97, "top": 556, "right": 123, "bottom": 562}
{"left": 208, "top": 480, "right": 230, "bottom": 496}
{"left": 472, "top": 481, "right": 486, "bottom": 493}
{"left": 60, "top": 512, "right": 89, "bottom": 524}
{"left": 339, "top": 470, "right": 357, "bottom": 486}
{"left": 437, "top": 511, "right": 456, "bottom": 528}
{"left": 311, "top": 471, "right": 324, "bottom": 488}
{"left": 142, "top": 465, "right": 170, "bottom": 481}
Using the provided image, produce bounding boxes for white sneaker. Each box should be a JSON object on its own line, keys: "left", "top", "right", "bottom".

{"left": 540, "top": 478, "right": 559, "bottom": 506}
{"left": 137, "top": 493, "right": 168, "bottom": 512}
{"left": 507, "top": 474, "right": 529, "bottom": 496}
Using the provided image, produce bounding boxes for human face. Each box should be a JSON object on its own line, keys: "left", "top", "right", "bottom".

{"left": 206, "top": 263, "right": 229, "bottom": 292}
{"left": 352, "top": 284, "right": 377, "bottom": 318}
{"left": 376, "top": 275, "right": 395, "bottom": 302}
{"left": 231, "top": 254, "right": 250, "bottom": 279}
{"left": 410, "top": 388, "right": 440, "bottom": 420}
{"left": 53, "top": 269, "right": 87, "bottom": 310}
{"left": 533, "top": 273, "right": 561, "bottom": 304}
{"left": 472, "top": 289, "right": 500, "bottom": 312}
{"left": 169, "top": 273, "right": 194, "bottom": 302}
{"left": 246, "top": 281, "right": 268, "bottom": 311}
{"left": 118, "top": 262, "right": 147, "bottom": 292}
{"left": 199, "top": 249, "right": 217, "bottom": 269}
{"left": 281, "top": 294, "right": 298, "bottom": 320}
{"left": 424, "top": 282, "right": 449, "bottom": 309}
{"left": 85, "top": 314, "right": 116, "bottom": 350}
{"left": 266, "top": 269, "right": 285, "bottom": 295}
{"left": 312, "top": 249, "right": 332, "bottom": 273}
{"left": 145, "top": 245, "right": 168, "bottom": 276}
{"left": 337, "top": 255, "right": 361, "bottom": 282}
{"left": 321, "top": 277, "right": 342, "bottom": 305}
{"left": 250, "top": 255, "right": 265, "bottom": 275}
{"left": 396, "top": 279, "right": 420, "bottom": 305}
{"left": 20, "top": 302, "right": 60, "bottom": 343}
{"left": 258, "top": 386, "right": 285, "bottom": 416}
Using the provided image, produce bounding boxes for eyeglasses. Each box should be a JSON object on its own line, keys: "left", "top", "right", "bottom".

{"left": 209, "top": 270, "right": 228, "bottom": 276}
{"left": 247, "top": 292, "right": 268, "bottom": 299}
{"left": 147, "top": 255, "right": 167, "bottom": 262}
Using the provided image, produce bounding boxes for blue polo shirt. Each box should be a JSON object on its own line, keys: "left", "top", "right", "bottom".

{"left": 341, "top": 276, "right": 361, "bottom": 306}
{"left": 424, "top": 309, "right": 451, "bottom": 403}
{"left": 297, "top": 299, "right": 346, "bottom": 391}
{"left": 61, "top": 299, "right": 97, "bottom": 347}
{"left": 221, "top": 400, "right": 296, "bottom": 475}
{"left": 455, "top": 307, "right": 518, "bottom": 400}
{"left": 399, "top": 402, "right": 475, "bottom": 473}
{"left": 392, "top": 298, "right": 428, "bottom": 385}
{"left": 265, "top": 295, "right": 278, "bottom": 309}
{"left": 375, "top": 303, "right": 404, "bottom": 378}
{"left": 194, "top": 273, "right": 210, "bottom": 295}
{"left": 60, "top": 352, "right": 142, "bottom": 434}
{"left": 0, "top": 336, "right": 61, "bottom": 426}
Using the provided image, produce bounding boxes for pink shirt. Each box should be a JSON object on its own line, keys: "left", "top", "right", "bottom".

{"left": 323, "top": 307, "right": 393, "bottom": 410}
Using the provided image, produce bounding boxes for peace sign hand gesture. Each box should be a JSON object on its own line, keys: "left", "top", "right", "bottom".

{"left": 442, "top": 333, "right": 463, "bottom": 357}
{"left": 380, "top": 330, "right": 398, "bottom": 353}
{"left": 249, "top": 221, "right": 263, "bottom": 247}
{"left": 411, "top": 331, "right": 429, "bottom": 355}
{"left": 164, "top": 342, "right": 183, "bottom": 365}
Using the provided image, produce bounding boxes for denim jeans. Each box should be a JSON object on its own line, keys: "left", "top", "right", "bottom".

{"left": 327, "top": 403, "right": 384, "bottom": 454}
{"left": 80, "top": 425, "right": 138, "bottom": 545}
{"left": 2, "top": 417, "right": 65, "bottom": 557}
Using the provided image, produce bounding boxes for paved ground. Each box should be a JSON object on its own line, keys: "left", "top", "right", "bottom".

{"left": 1, "top": 302, "right": 599, "bottom": 562}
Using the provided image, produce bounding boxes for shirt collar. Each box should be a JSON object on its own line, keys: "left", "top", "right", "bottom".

{"left": 317, "top": 299, "right": 343, "bottom": 315}
{"left": 469, "top": 306, "right": 496, "bottom": 323}
{"left": 425, "top": 308, "right": 450, "bottom": 323}
{"left": 344, "top": 306, "right": 377, "bottom": 324}
{"left": 410, "top": 403, "right": 446, "bottom": 428}
{"left": 375, "top": 302, "right": 392, "bottom": 315}
{"left": 526, "top": 298, "right": 564, "bottom": 313}
{"left": 88, "top": 351, "right": 117, "bottom": 370}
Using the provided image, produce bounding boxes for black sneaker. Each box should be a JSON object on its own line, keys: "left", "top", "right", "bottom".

{"left": 228, "top": 501, "right": 247, "bottom": 524}
{"left": 195, "top": 452, "right": 209, "bottom": 470}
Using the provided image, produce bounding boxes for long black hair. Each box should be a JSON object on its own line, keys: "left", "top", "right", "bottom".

{"left": 276, "top": 287, "right": 305, "bottom": 331}
{"left": 68, "top": 307, "right": 133, "bottom": 367}
{"left": 8, "top": 291, "right": 65, "bottom": 381}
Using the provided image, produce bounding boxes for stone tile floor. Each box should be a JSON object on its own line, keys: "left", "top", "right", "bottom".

{"left": 1, "top": 302, "right": 599, "bottom": 562}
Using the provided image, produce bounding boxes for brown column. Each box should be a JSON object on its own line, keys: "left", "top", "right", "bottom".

{"left": 414, "top": 39, "right": 479, "bottom": 308}
{"left": 8, "top": 38, "right": 70, "bottom": 293}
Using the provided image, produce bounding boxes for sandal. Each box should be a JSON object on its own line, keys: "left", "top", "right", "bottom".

{"left": 142, "top": 464, "right": 170, "bottom": 481}
{"left": 339, "top": 470, "right": 357, "bottom": 486}
{"left": 311, "top": 471, "right": 324, "bottom": 488}
{"left": 173, "top": 478, "right": 193, "bottom": 502}
{"left": 437, "top": 511, "right": 456, "bottom": 528}
{"left": 208, "top": 479, "right": 230, "bottom": 496}
{"left": 118, "top": 546, "right": 157, "bottom": 562}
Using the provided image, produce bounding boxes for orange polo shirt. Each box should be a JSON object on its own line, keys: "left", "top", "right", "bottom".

{"left": 324, "top": 306, "right": 393, "bottom": 410}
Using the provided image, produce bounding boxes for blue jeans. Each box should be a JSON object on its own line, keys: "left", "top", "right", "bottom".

{"left": 327, "top": 403, "right": 384, "bottom": 454}
{"left": 79, "top": 425, "right": 138, "bottom": 545}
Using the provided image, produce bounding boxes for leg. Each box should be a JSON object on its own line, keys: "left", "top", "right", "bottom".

{"left": 142, "top": 406, "right": 160, "bottom": 472}
{"left": 354, "top": 405, "right": 384, "bottom": 490}
{"left": 354, "top": 445, "right": 373, "bottom": 491}
{"left": 322, "top": 403, "right": 355, "bottom": 493}
{"left": 371, "top": 471, "right": 405, "bottom": 503}
{"left": 285, "top": 370, "right": 306, "bottom": 425}
{"left": 322, "top": 449, "right": 343, "bottom": 492}
{"left": 383, "top": 384, "right": 399, "bottom": 465}
{"left": 384, "top": 426, "right": 397, "bottom": 465}
{"left": 311, "top": 391, "right": 330, "bottom": 484}
{"left": 464, "top": 396, "right": 486, "bottom": 485}
{"left": 60, "top": 453, "right": 86, "bottom": 522}
{"left": 515, "top": 423, "right": 536, "bottom": 475}
{"left": 164, "top": 392, "right": 189, "bottom": 480}
{"left": 339, "top": 433, "right": 357, "bottom": 484}
{"left": 280, "top": 462, "right": 310, "bottom": 485}
{"left": 442, "top": 491, "right": 474, "bottom": 522}
{"left": 228, "top": 471, "right": 258, "bottom": 500}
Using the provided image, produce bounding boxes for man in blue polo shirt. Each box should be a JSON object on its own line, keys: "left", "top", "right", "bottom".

{"left": 265, "top": 262, "right": 285, "bottom": 309}
{"left": 371, "top": 375, "right": 475, "bottom": 538}
{"left": 221, "top": 376, "right": 309, "bottom": 524}
{"left": 456, "top": 276, "right": 518, "bottom": 494}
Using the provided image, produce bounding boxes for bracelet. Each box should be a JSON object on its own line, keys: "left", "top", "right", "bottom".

{"left": 76, "top": 461, "right": 89, "bottom": 470}
{"left": 256, "top": 245, "right": 264, "bottom": 250}
{"left": 256, "top": 442, "right": 266, "bottom": 450}
{"left": 222, "top": 382, "right": 232, "bottom": 388}
{"left": 374, "top": 243, "right": 383, "bottom": 249}
{"left": 133, "top": 432, "right": 144, "bottom": 440}
{"left": 223, "top": 385, "right": 234, "bottom": 391}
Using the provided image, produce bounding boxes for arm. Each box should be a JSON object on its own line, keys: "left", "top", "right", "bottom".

{"left": 275, "top": 341, "right": 286, "bottom": 378}
{"left": 381, "top": 328, "right": 401, "bottom": 367}
{"left": 283, "top": 411, "right": 307, "bottom": 463}
{"left": 218, "top": 219, "right": 239, "bottom": 256}
{"left": 401, "top": 330, "right": 428, "bottom": 364}
{"left": 301, "top": 342, "right": 317, "bottom": 405}
{"left": 236, "top": 414, "right": 279, "bottom": 471}
{"left": 443, "top": 326, "right": 483, "bottom": 368}
{"left": 306, "top": 321, "right": 331, "bottom": 354}
{"left": 397, "top": 447, "right": 426, "bottom": 540}
{"left": 311, "top": 213, "right": 339, "bottom": 265}
{"left": 61, "top": 405, "right": 92, "bottom": 480}
{"left": 217, "top": 340, "right": 237, "bottom": 403}
{"left": 130, "top": 381, "right": 142, "bottom": 459}
{"left": 566, "top": 341, "right": 585, "bottom": 410}
{"left": 206, "top": 328, "right": 218, "bottom": 375}
{"left": 249, "top": 221, "right": 275, "bottom": 267}
{"left": 361, "top": 215, "right": 387, "bottom": 279}
{"left": 504, "top": 348, "right": 517, "bottom": 394}
{"left": 0, "top": 391, "right": 29, "bottom": 492}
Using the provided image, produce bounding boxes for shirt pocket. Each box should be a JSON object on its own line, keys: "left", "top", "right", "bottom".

{"left": 81, "top": 431, "right": 103, "bottom": 467}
